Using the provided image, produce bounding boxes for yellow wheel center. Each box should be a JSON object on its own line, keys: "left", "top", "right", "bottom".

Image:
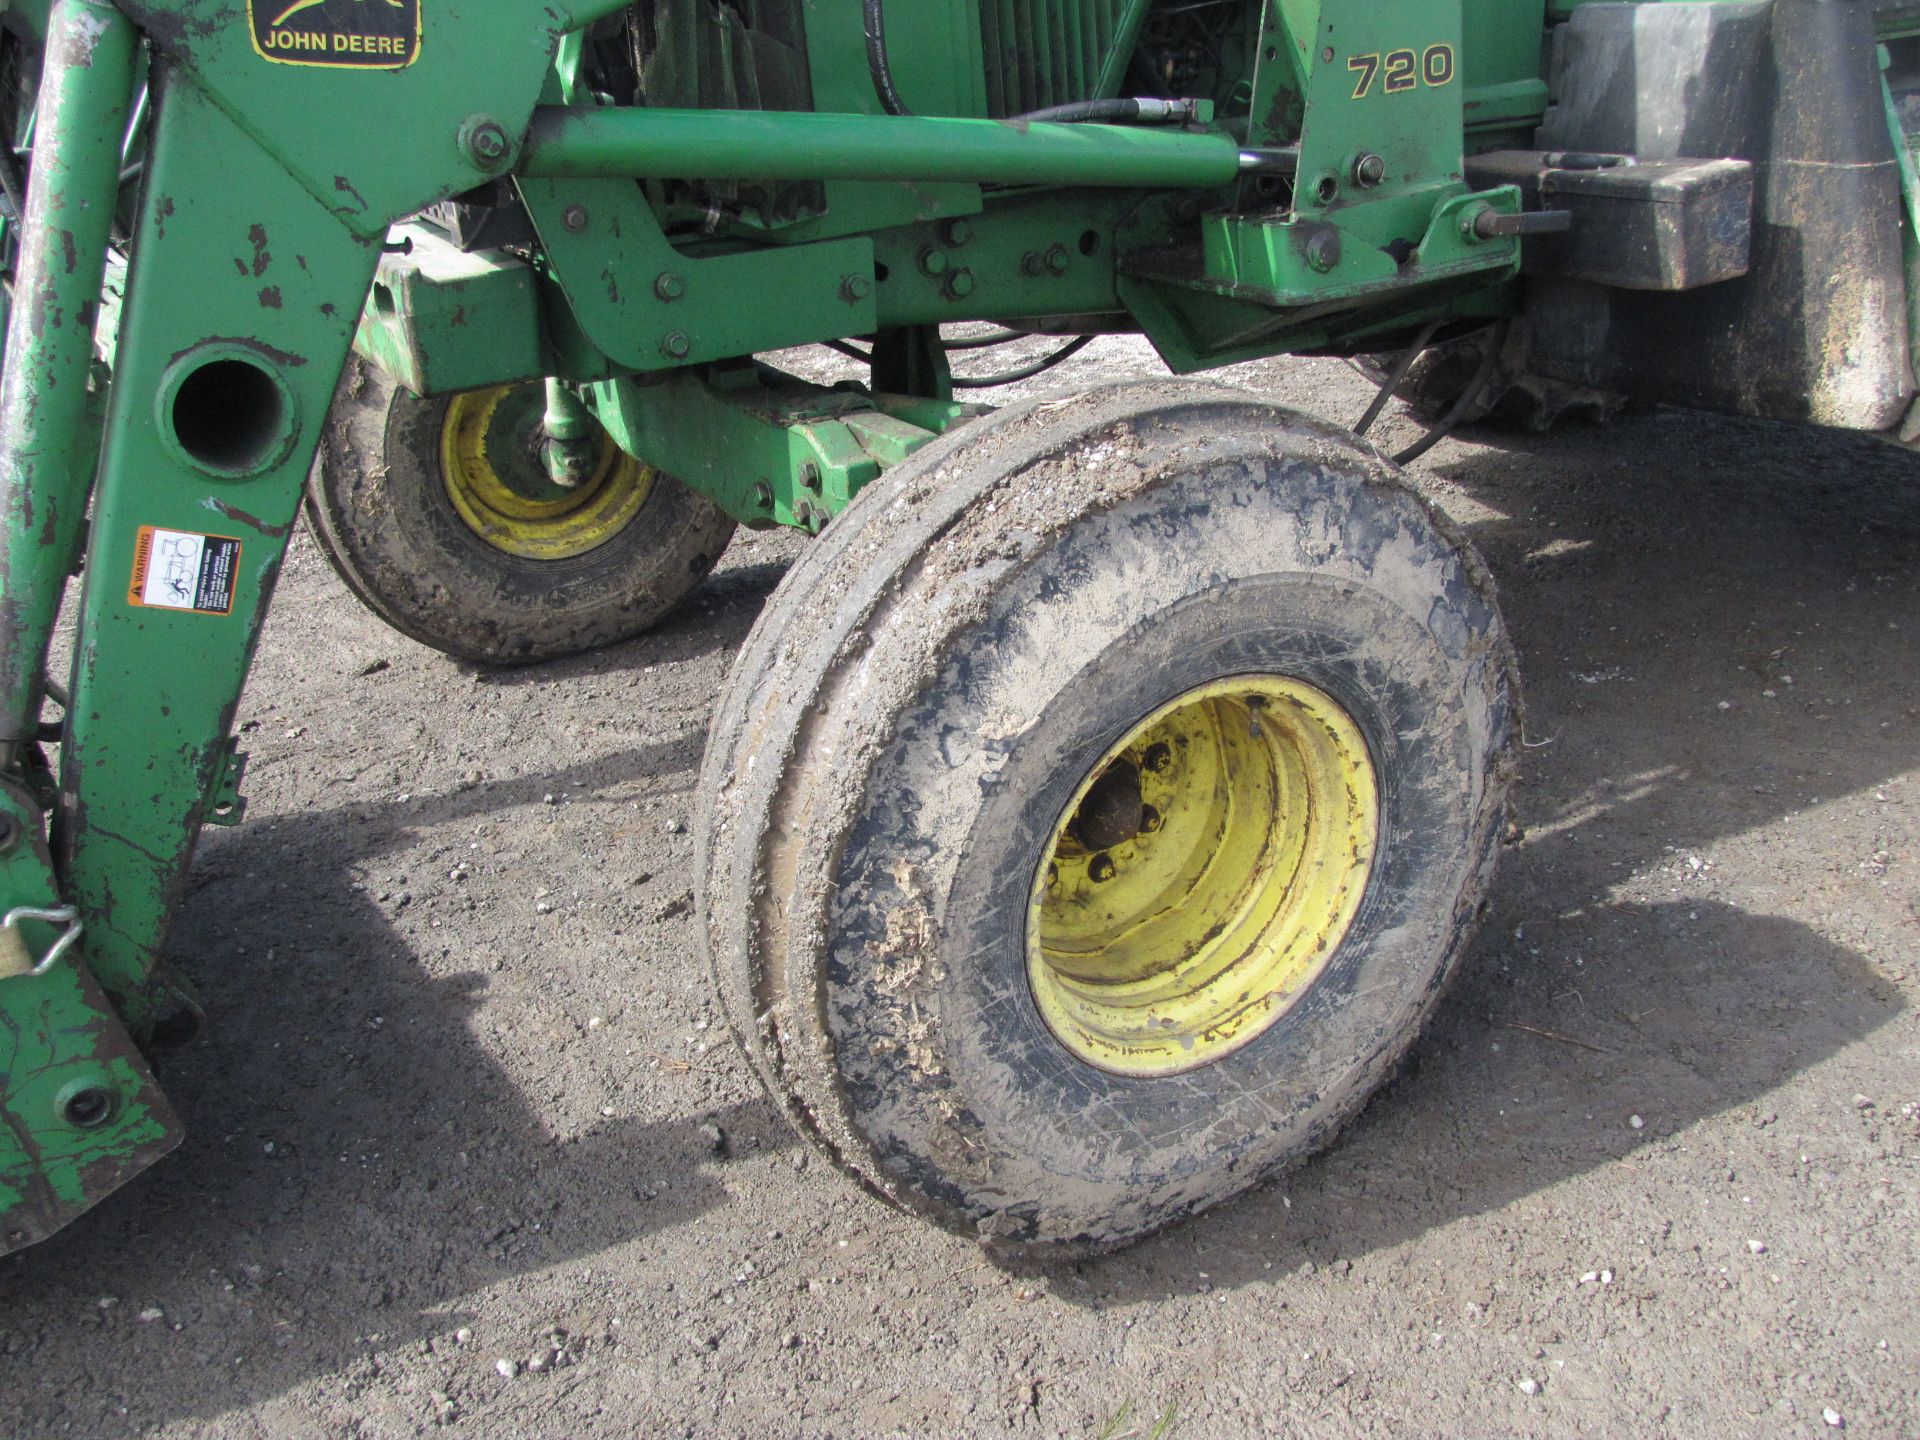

{"left": 1027, "top": 676, "right": 1379, "bottom": 1077}
{"left": 440, "top": 385, "right": 654, "bottom": 561}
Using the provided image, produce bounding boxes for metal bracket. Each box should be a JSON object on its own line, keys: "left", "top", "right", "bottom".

{"left": 0, "top": 904, "right": 82, "bottom": 978}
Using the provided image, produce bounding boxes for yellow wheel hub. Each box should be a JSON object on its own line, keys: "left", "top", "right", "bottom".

{"left": 1027, "top": 676, "right": 1379, "bottom": 1077}
{"left": 440, "top": 385, "right": 654, "bottom": 561}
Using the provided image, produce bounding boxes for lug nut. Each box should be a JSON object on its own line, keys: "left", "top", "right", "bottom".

{"left": 1140, "top": 804, "right": 1162, "bottom": 834}
{"left": 1142, "top": 742, "right": 1174, "bottom": 774}
{"left": 1089, "top": 854, "right": 1117, "bottom": 883}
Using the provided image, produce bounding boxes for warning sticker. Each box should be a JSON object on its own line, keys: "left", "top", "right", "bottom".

{"left": 249, "top": 0, "right": 421, "bottom": 70}
{"left": 128, "top": 528, "right": 243, "bottom": 616}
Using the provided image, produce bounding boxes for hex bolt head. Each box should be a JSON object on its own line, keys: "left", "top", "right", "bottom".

{"left": 1352, "top": 152, "right": 1387, "bottom": 187}
{"left": 800, "top": 462, "right": 823, "bottom": 493}
{"left": 562, "top": 205, "right": 589, "bottom": 233}
{"left": 1021, "top": 251, "right": 1047, "bottom": 278}
{"left": 461, "top": 117, "right": 514, "bottom": 172}
{"left": 940, "top": 219, "right": 973, "bottom": 248}
{"left": 1089, "top": 854, "right": 1117, "bottom": 883}
{"left": 1045, "top": 245, "right": 1070, "bottom": 277}
{"left": 945, "top": 268, "right": 976, "bottom": 300}
{"left": 918, "top": 247, "right": 950, "bottom": 278}
{"left": 660, "top": 331, "right": 692, "bottom": 360}
{"left": 1142, "top": 741, "right": 1174, "bottom": 774}
{"left": 840, "top": 274, "right": 873, "bottom": 303}
{"left": 751, "top": 481, "right": 774, "bottom": 510}
{"left": 1304, "top": 230, "right": 1341, "bottom": 273}
{"left": 654, "top": 271, "right": 687, "bottom": 301}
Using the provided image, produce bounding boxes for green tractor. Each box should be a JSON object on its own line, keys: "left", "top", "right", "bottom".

{"left": 0, "top": 0, "right": 1912, "bottom": 1254}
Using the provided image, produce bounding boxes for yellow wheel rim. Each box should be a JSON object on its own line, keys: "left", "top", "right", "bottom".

{"left": 1027, "top": 676, "right": 1379, "bottom": 1077}
{"left": 440, "top": 384, "right": 654, "bottom": 561}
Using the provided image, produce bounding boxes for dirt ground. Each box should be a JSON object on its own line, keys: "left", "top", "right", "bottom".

{"left": 2, "top": 341, "right": 1915, "bottom": 1439}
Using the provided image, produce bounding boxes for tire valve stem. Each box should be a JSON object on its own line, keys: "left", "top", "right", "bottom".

{"left": 540, "top": 378, "right": 600, "bottom": 489}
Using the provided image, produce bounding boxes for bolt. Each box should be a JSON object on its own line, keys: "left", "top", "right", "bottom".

{"left": 1352, "top": 152, "right": 1386, "bottom": 187}
{"left": 1021, "top": 250, "right": 1047, "bottom": 278}
{"left": 918, "top": 247, "right": 950, "bottom": 278}
{"left": 1304, "top": 229, "right": 1341, "bottom": 273}
{"left": 462, "top": 118, "right": 513, "bottom": 172}
{"left": 840, "top": 274, "right": 872, "bottom": 303}
{"left": 562, "top": 205, "right": 589, "bottom": 233}
{"left": 660, "top": 331, "right": 692, "bottom": 360}
{"left": 1089, "top": 854, "right": 1117, "bottom": 883}
{"left": 61, "top": 1086, "right": 115, "bottom": 1130}
{"left": 1142, "top": 742, "right": 1174, "bottom": 774}
{"left": 800, "top": 462, "right": 822, "bottom": 493}
{"left": 940, "top": 218, "right": 973, "bottom": 248}
{"left": 751, "top": 481, "right": 774, "bottom": 510}
{"left": 1140, "top": 804, "right": 1163, "bottom": 834}
{"left": 654, "top": 271, "right": 687, "bottom": 301}
{"left": 944, "top": 268, "right": 976, "bottom": 300}
{"left": 1045, "top": 245, "right": 1070, "bottom": 277}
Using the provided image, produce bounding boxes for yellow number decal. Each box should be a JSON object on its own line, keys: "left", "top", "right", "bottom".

{"left": 1383, "top": 48, "right": 1417, "bottom": 93}
{"left": 1347, "top": 53, "right": 1380, "bottom": 99}
{"left": 1423, "top": 44, "right": 1456, "bottom": 86}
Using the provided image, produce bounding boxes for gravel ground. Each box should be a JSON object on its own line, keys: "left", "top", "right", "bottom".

{"left": 1, "top": 341, "right": 1915, "bottom": 1439}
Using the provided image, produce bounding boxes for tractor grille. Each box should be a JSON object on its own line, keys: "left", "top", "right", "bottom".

{"left": 979, "top": 0, "right": 1141, "bottom": 117}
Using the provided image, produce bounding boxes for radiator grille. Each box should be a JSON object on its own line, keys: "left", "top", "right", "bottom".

{"left": 979, "top": 0, "right": 1139, "bottom": 118}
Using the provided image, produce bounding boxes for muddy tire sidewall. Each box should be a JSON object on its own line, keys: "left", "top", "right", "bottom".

{"left": 306, "top": 360, "right": 736, "bottom": 666}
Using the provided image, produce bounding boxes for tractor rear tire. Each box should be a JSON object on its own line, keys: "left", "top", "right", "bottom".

{"left": 697, "top": 380, "right": 1517, "bottom": 1255}
{"left": 306, "top": 360, "right": 735, "bottom": 665}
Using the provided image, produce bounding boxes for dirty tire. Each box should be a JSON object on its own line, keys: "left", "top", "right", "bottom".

{"left": 697, "top": 380, "right": 1518, "bottom": 1255}
{"left": 306, "top": 359, "right": 735, "bottom": 665}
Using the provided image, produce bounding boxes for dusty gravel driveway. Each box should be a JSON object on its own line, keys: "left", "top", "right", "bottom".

{"left": 2, "top": 345, "right": 1916, "bottom": 1439}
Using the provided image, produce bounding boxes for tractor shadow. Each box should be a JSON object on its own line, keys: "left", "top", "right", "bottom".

{"left": 0, "top": 398, "right": 1913, "bottom": 1425}
{"left": 1033, "top": 400, "right": 1920, "bottom": 1304}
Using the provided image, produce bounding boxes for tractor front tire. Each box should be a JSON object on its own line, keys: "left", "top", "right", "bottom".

{"left": 698, "top": 380, "right": 1518, "bottom": 1255}
{"left": 306, "top": 361, "right": 735, "bottom": 665}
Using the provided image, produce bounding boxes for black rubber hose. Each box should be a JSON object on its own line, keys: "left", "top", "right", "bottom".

{"left": 1352, "top": 318, "right": 1444, "bottom": 438}
{"left": 1009, "top": 98, "right": 1195, "bottom": 125}
{"left": 1391, "top": 320, "right": 1512, "bottom": 466}
{"left": 863, "top": 0, "right": 912, "bottom": 117}
{"left": 951, "top": 334, "right": 1095, "bottom": 389}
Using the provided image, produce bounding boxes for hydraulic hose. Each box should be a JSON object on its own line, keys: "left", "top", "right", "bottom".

{"left": 1010, "top": 98, "right": 1199, "bottom": 125}
{"left": 863, "top": 0, "right": 911, "bottom": 117}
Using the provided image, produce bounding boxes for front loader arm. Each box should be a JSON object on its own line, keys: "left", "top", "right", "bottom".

{"left": 0, "top": 0, "right": 625, "bottom": 1251}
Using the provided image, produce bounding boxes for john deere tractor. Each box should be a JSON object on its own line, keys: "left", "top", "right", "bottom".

{"left": 0, "top": 0, "right": 1913, "bottom": 1254}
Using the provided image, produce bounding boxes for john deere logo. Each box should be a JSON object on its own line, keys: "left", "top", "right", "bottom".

{"left": 249, "top": 0, "right": 421, "bottom": 69}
